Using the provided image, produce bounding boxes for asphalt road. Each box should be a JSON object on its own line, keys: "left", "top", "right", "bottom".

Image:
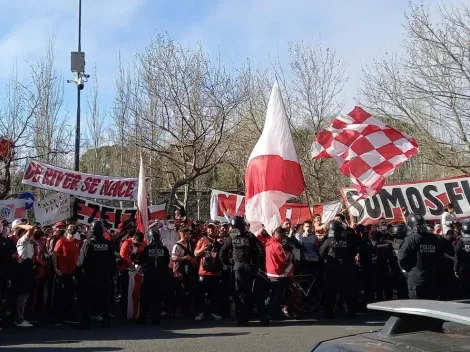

{"left": 0, "top": 313, "right": 387, "bottom": 352}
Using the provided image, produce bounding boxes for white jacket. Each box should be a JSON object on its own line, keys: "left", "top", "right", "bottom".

{"left": 160, "top": 227, "right": 179, "bottom": 268}
{"left": 441, "top": 211, "right": 456, "bottom": 235}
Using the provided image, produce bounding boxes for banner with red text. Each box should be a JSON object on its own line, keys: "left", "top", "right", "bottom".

{"left": 0, "top": 199, "right": 26, "bottom": 223}
{"left": 22, "top": 159, "right": 138, "bottom": 201}
{"left": 341, "top": 174, "right": 470, "bottom": 225}
{"left": 210, "top": 189, "right": 341, "bottom": 225}
{"left": 75, "top": 197, "right": 166, "bottom": 231}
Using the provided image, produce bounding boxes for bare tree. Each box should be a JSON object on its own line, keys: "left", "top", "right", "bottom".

{"left": 360, "top": 2, "right": 470, "bottom": 175}
{"left": 0, "top": 66, "right": 39, "bottom": 198}
{"left": 110, "top": 53, "right": 135, "bottom": 177}
{"left": 134, "top": 36, "right": 245, "bottom": 208}
{"left": 272, "top": 43, "right": 349, "bottom": 202}
{"left": 29, "top": 39, "right": 73, "bottom": 167}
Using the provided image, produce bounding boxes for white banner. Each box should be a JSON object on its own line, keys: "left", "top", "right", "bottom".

{"left": 33, "top": 193, "right": 72, "bottom": 226}
{"left": 0, "top": 199, "right": 26, "bottom": 223}
{"left": 22, "top": 159, "right": 138, "bottom": 201}
{"left": 210, "top": 189, "right": 341, "bottom": 224}
{"left": 341, "top": 174, "right": 470, "bottom": 224}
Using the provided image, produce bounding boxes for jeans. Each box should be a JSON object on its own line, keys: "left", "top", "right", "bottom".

{"left": 197, "top": 275, "right": 221, "bottom": 316}
{"left": 267, "top": 278, "right": 288, "bottom": 318}
{"left": 54, "top": 274, "right": 76, "bottom": 321}
{"left": 16, "top": 293, "right": 29, "bottom": 324}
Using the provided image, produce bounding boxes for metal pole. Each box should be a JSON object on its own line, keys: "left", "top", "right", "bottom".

{"left": 74, "top": 0, "right": 82, "bottom": 172}
{"left": 197, "top": 199, "right": 200, "bottom": 220}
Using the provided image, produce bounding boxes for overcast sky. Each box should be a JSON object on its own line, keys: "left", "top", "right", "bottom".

{"left": 0, "top": 0, "right": 449, "bottom": 121}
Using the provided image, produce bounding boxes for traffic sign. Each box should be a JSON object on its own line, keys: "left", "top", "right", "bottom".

{"left": 18, "top": 192, "right": 35, "bottom": 210}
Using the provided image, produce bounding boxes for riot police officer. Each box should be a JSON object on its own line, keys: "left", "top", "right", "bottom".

{"left": 392, "top": 224, "right": 407, "bottom": 252}
{"left": 319, "top": 220, "right": 358, "bottom": 319}
{"left": 137, "top": 228, "right": 170, "bottom": 325}
{"left": 220, "top": 216, "right": 268, "bottom": 326}
{"left": 455, "top": 219, "right": 470, "bottom": 298}
{"left": 77, "top": 220, "right": 116, "bottom": 329}
{"left": 398, "top": 214, "right": 442, "bottom": 299}
{"left": 391, "top": 223, "right": 408, "bottom": 298}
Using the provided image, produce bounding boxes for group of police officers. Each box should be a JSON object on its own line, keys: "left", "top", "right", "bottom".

{"left": 69, "top": 211, "right": 470, "bottom": 328}
{"left": 321, "top": 213, "right": 470, "bottom": 319}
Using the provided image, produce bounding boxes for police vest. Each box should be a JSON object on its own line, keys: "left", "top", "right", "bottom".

{"left": 328, "top": 237, "right": 349, "bottom": 263}
{"left": 149, "top": 247, "right": 167, "bottom": 269}
{"left": 415, "top": 234, "right": 437, "bottom": 271}
{"left": 232, "top": 233, "right": 254, "bottom": 265}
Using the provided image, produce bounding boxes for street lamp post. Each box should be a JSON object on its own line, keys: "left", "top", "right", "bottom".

{"left": 75, "top": 0, "right": 82, "bottom": 172}
{"left": 68, "top": 0, "right": 88, "bottom": 172}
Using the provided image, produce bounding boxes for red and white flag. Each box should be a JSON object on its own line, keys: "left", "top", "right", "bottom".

{"left": 311, "top": 106, "right": 419, "bottom": 198}
{"left": 136, "top": 154, "right": 149, "bottom": 237}
{"left": 245, "top": 81, "right": 305, "bottom": 234}
{"left": 127, "top": 270, "right": 143, "bottom": 320}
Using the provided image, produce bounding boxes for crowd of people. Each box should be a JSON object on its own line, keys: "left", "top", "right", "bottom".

{"left": 0, "top": 202, "right": 469, "bottom": 330}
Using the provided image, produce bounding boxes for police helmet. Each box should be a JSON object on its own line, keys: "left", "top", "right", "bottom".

{"left": 328, "top": 220, "right": 343, "bottom": 237}
{"left": 147, "top": 227, "right": 161, "bottom": 245}
{"left": 231, "top": 215, "right": 246, "bottom": 232}
{"left": 89, "top": 220, "right": 104, "bottom": 238}
{"left": 407, "top": 213, "right": 425, "bottom": 228}
{"left": 462, "top": 219, "right": 470, "bottom": 237}
{"left": 392, "top": 223, "right": 407, "bottom": 239}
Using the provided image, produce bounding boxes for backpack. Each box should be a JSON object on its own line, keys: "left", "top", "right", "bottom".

{"left": 202, "top": 238, "right": 222, "bottom": 273}
{"left": 176, "top": 243, "right": 196, "bottom": 280}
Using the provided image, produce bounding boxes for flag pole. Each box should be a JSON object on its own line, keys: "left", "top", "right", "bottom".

{"left": 342, "top": 199, "right": 360, "bottom": 214}
{"left": 303, "top": 189, "right": 314, "bottom": 220}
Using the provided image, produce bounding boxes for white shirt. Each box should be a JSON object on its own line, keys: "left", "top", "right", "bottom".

{"left": 17, "top": 235, "right": 34, "bottom": 261}
{"left": 441, "top": 211, "right": 457, "bottom": 235}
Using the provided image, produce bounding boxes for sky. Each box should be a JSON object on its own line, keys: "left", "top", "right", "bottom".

{"left": 0, "top": 0, "right": 448, "bottom": 132}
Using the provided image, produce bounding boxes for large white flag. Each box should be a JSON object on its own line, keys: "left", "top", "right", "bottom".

{"left": 136, "top": 154, "right": 149, "bottom": 237}
{"left": 245, "top": 81, "right": 305, "bottom": 234}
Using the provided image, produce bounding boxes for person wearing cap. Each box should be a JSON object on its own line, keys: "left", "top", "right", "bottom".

{"left": 174, "top": 210, "right": 182, "bottom": 226}
{"left": 13, "top": 223, "right": 36, "bottom": 327}
{"left": 9, "top": 219, "right": 28, "bottom": 246}
{"left": 52, "top": 222, "right": 81, "bottom": 324}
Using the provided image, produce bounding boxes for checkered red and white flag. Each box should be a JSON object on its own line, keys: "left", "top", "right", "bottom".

{"left": 311, "top": 106, "right": 419, "bottom": 198}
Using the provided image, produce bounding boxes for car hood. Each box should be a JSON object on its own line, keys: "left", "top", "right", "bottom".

{"left": 312, "top": 330, "right": 470, "bottom": 352}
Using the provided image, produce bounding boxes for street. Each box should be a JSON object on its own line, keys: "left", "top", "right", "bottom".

{"left": 0, "top": 313, "right": 387, "bottom": 352}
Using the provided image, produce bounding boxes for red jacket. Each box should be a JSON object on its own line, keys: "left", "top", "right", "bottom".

{"left": 257, "top": 234, "right": 269, "bottom": 248}
{"left": 265, "top": 237, "right": 292, "bottom": 279}
{"left": 118, "top": 238, "right": 146, "bottom": 272}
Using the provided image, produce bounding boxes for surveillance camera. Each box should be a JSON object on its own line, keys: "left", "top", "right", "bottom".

{"left": 77, "top": 76, "right": 84, "bottom": 90}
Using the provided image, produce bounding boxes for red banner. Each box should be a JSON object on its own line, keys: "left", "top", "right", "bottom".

{"left": 22, "top": 159, "right": 138, "bottom": 201}
{"left": 210, "top": 189, "right": 341, "bottom": 225}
